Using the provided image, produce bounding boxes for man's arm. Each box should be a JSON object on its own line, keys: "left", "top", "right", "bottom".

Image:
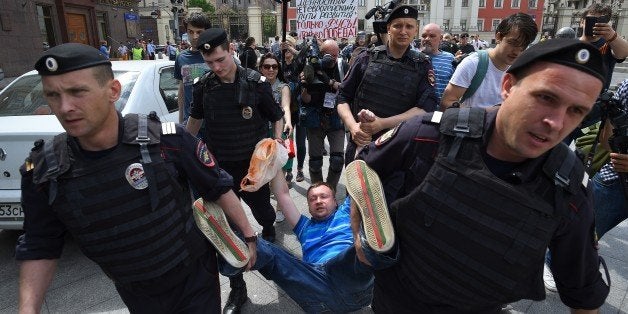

{"left": 216, "top": 190, "right": 257, "bottom": 269}
{"left": 269, "top": 170, "right": 301, "bottom": 229}
{"left": 19, "top": 259, "right": 58, "bottom": 314}
{"left": 337, "top": 102, "right": 371, "bottom": 146}
{"left": 177, "top": 81, "right": 185, "bottom": 123}
{"left": 185, "top": 117, "right": 202, "bottom": 137}
{"left": 440, "top": 83, "right": 467, "bottom": 110}
{"left": 359, "top": 107, "right": 424, "bottom": 136}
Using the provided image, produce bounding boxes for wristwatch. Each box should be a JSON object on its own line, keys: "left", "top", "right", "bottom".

{"left": 244, "top": 232, "right": 258, "bottom": 243}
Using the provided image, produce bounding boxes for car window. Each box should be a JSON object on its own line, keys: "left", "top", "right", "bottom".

{"left": 114, "top": 70, "right": 140, "bottom": 112}
{"left": 159, "top": 66, "right": 178, "bottom": 113}
{"left": 0, "top": 75, "right": 51, "bottom": 116}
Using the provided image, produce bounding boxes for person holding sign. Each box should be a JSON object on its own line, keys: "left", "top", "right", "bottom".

{"left": 337, "top": 5, "right": 438, "bottom": 166}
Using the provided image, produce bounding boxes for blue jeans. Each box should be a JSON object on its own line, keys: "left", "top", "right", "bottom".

{"left": 221, "top": 238, "right": 398, "bottom": 313}
{"left": 592, "top": 172, "right": 628, "bottom": 239}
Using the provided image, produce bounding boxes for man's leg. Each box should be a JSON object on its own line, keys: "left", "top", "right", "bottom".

{"left": 307, "top": 127, "right": 325, "bottom": 184}
{"left": 326, "top": 128, "right": 346, "bottom": 193}
{"left": 592, "top": 173, "right": 628, "bottom": 239}
{"left": 295, "top": 123, "right": 307, "bottom": 181}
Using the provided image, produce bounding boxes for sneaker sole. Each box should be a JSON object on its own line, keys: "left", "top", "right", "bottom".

{"left": 345, "top": 160, "right": 395, "bottom": 253}
{"left": 192, "top": 198, "right": 250, "bottom": 268}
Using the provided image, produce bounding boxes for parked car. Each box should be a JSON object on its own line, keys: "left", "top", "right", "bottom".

{"left": 0, "top": 60, "right": 180, "bottom": 230}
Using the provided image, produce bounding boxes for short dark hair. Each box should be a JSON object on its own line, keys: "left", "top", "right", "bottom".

{"left": 495, "top": 13, "right": 539, "bottom": 48}
{"left": 245, "top": 37, "right": 256, "bottom": 47}
{"left": 184, "top": 13, "right": 212, "bottom": 29}
{"left": 91, "top": 64, "right": 114, "bottom": 86}
{"left": 581, "top": 3, "right": 612, "bottom": 19}
{"left": 306, "top": 182, "right": 336, "bottom": 198}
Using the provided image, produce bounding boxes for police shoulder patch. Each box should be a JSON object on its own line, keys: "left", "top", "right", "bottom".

{"left": 427, "top": 69, "right": 436, "bottom": 87}
{"left": 196, "top": 141, "right": 216, "bottom": 168}
{"left": 375, "top": 125, "right": 400, "bottom": 147}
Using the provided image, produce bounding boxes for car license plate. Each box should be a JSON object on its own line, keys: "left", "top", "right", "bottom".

{"left": 0, "top": 203, "right": 23, "bottom": 218}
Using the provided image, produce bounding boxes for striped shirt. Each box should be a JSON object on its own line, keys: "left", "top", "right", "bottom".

{"left": 429, "top": 51, "right": 455, "bottom": 101}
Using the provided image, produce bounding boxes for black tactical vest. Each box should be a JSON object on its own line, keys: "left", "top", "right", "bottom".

{"left": 199, "top": 66, "right": 267, "bottom": 161}
{"left": 31, "top": 113, "right": 202, "bottom": 285}
{"left": 389, "top": 108, "right": 590, "bottom": 310}
{"left": 354, "top": 46, "right": 427, "bottom": 122}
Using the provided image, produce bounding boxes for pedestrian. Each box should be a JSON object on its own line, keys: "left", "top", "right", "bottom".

{"left": 185, "top": 28, "right": 284, "bottom": 314}
{"left": 357, "top": 39, "right": 610, "bottom": 312}
{"left": 174, "top": 13, "right": 212, "bottom": 125}
{"left": 15, "top": 43, "right": 258, "bottom": 313}
{"left": 99, "top": 40, "right": 110, "bottom": 59}
{"left": 131, "top": 41, "right": 145, "bottom": 60}
{"left": 146, "top": 39, "right": 156, "bottom": 60}
{"left": 167, "top": 41, "right": 177, "bottom": 61}
{"left": 419, "top": 23, "right": 455, "bottom": 102}
{"left": 271, "top": 35, "right": 281, "bottom": 58}
{"left": 239, "top": 36, "right": 258, "bottom": 70}
{"left": 441, "top": 13, "right": 538, "bottom": 109}
{"left": 337, "top": 5, "right": 438, "bottom": 165}
{"left": 117, "top": 44, "right": 129, "bottom": 60}
{"left": 439, "top": 32, "right": 459, "bottom": 54}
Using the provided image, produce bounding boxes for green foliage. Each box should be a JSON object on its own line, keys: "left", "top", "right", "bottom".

{"left": 262, "top": 13, "right": 277, "bottom": 42}
{"left": 188, "top": 0, "right": 215, "bottom": 13}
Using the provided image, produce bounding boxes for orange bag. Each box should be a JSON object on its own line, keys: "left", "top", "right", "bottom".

{"left": 240, "top": 139, "right": 288, "bottom": 192}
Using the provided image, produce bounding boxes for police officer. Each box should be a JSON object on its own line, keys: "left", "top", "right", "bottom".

{"left": 356, "top": 39, "right": 610, "bottom": 312}
{"left": 300, "top": 39, "right": 348, "bottom": 192}
{"left": 337, "top": 5, "right": 438, "bottom": 165}
{"left": 185, "top": 28, "right": 284, "bottom": 313}
{"left": 16, "top": 43, "right": 258, "bottom": 313}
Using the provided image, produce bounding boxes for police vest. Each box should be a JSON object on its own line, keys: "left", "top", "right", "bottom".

{"left": 196, "top": 66, "right": 268, "bottom": 161}
{"left": 30, "top": 113, "right": 204, "bottom": 285}
{"left": 354, "top": 46, "right": 428, "bottom": 125}
{"left": 390, "top": 108, "right": 590, "bottom": 310}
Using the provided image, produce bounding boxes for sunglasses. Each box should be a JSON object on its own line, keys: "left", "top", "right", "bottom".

{"left": 262, "top": 64, "right": 279, "bottom": 70}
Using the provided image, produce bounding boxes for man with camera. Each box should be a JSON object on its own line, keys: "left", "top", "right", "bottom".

{"left": 337, "top": 5, "right": 438, "bottom": 165}
{"left": 300, "top": 39, "right": 348, "bottom": 193}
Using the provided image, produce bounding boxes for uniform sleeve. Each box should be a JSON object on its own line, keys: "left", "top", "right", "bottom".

{"left": 337, "top": 51, "right": 369, "bottom": 105}
{"left": 416, "top": 61, "right": 439, "bottom": 112}
{"left": 257, "top": 81, "right": 284, "bottom": 123}
{"left": 449, "top": 53, "right": 479, "bottom": 89}
{"left": 15, "top": 163, "right": 66, "bottom": 261}
{"left": 162, "top": 125, "right": 233, "bottom": 201}
{"left": 549, "top": 186, "right": 609, "bottom": 310}
{"left": 189, "top": 81, "right": 204, "bottom": 120}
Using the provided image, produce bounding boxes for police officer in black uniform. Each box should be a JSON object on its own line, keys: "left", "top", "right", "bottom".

{"left": 15, "top": 43, "right": 258, "bottom": 313}
{"left": 337, "top": 5, "right": 438, "bottom": 166}
{"left": 356, "top": 39, "right": 611, "bottom": 313}
{"left": 185, "top": 28, "right": 284, "bottom": 313}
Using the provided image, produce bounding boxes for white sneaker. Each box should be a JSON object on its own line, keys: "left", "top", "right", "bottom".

{"left": 543, "top": 263, "right": 557, "bottom": 292}
{"left": 275, "top": 210, "right": 285, "bottom": 223}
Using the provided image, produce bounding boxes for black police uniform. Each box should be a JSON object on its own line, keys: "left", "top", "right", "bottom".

{"left": 337, "top": 44, "right": 438, "bottom": 165}
{"left": 16, "top": 113, "right": 233, "bottom": 313}
{"left": 358, "top": 108, "right": 609, "bottom": 313}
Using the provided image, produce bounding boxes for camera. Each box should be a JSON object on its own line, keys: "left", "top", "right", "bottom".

{"left": 365, "top": 0, "right": 401, "bottom": 34}
{"left": 599, "top": 91, "right": 628, "bottom": 154}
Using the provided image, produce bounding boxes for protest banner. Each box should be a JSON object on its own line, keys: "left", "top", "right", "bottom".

{"left": 296, "top": 0, "right": 358, "bottom": 39}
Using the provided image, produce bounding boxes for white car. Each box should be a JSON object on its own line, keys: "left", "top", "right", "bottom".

{"left": 0, "top": 60, "right": 181, "bottom": 229}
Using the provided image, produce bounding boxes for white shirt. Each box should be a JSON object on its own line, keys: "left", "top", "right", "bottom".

{"left": 449, "top": 50, "right": 505, "bottom": 108}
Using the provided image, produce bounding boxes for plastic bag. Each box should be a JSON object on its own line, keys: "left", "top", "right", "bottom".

{"left": 240, "top": 138, "right": 289, "bottom": 192}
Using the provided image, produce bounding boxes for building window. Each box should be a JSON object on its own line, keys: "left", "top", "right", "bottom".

{"left": 358, "top": 0, "right": 365, "bottom": 6}
{"left": 443, "top": 19, "right": 450, "bottom": 31}
{"left": 408, "top": 0, "right": 418, "bottom": 4}
{"left": 492, "top": 19, "right": 501, "bottom": 31}
{"left": 461, "top": 0, "right": 468, "bottom": 7}
{"left": 289, "top": 0, "right": 295, "bottom": 7}
{"left": 511, "top": 0, "right": 520, "bottom": 8}
{"left": 494, "top": 0, "right": 502, "bottom": 8}
{"left": 289, "top": 19, "right": 296, "bottom": 31}
{"left": 96, "top": 12, "right": 108, "bottom": 43}
{"left": 479, "top": 0, "right": 485, "bottom": 7}
{"left": 477, "top": 19, "right": 484, "bottom": 32}
{"left": 375, "top": 0, "right": 381, "bottom": 6}
{"left": 445, "top": 0, "right": 451, "bottom": 7}
{"left": 529, "top": 0, "right": 537, "bottom": 8}
{"left": 36, "top": 4, "right": 57, "bottom": 48}
{"left": 460, "top": 19, "right": 467, "bottom": 31}
{"left": 358, "top": 19, "right": 364, "bottom": 30}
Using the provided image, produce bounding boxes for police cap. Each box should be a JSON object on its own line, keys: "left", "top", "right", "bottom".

{"left": 34, "top": 43, "right": 111, "bottom": 76}
{"left": 507, "top": 39, "right": 606, "bottom": 85}
{"left": 197, "top": 28, "right": 228, "bottom": 51}
{"left": 386, "top": 5, "right": 418, "bottom": 24}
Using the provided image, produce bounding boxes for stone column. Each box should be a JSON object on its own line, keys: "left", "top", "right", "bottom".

{"left": 248, "top": 4, "right": 263, "bottom": 43}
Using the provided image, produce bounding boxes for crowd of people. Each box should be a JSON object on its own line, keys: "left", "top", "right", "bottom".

{"left": 15, "top": 3, "right": 628, "bottom": 314}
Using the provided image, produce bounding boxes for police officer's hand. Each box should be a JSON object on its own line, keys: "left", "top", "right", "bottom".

{"left": 349, "top": 123, "right": 372, "bottom": 146}
{"left": 283, "top": 123, "right": 293, "bottom": 137}
{"left": 360, "top": 118, "right": 385, "bottom": 136}
{"left": 610, "top": 152, "right": 628, "bottom": 173}
{"left": 246, "top": 241, "right": 257, "bottom": 271}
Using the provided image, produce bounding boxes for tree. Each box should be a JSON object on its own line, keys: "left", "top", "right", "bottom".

{"left": 188, "top": 0, "right": 215, "bottom": 13}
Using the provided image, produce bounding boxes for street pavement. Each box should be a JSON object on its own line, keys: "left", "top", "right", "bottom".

{"left": 1, "top": 65, "right": 628, "bottom": 314}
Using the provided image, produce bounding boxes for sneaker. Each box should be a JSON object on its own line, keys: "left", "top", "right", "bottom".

{"left": 285, "top": 172, "right": 293, "bottom": 182}
{"left": 275, "top": 210, "right": 285, "bottom": 223}
{"left": 543, "top": 263, "right": 557, "bottom": 292}
{"left": 344, "top": 160, "right": 395, "bottom": 253}
{"left": 192, "top": 198, "right": 250, "bottom": 268}
{"left": 223, "top": 285, "right": 248, "bottom": 314}
{"left": 295, "top": 170, "right": 305, "bottom": 182}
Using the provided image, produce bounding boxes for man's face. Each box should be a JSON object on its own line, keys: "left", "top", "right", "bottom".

{"left": 460, "top": 35, "right": 469, "bottom": 44}
{"left": 42, "top": 68, "right": 120, "bottom": 144}
{"left": 387, "top": 18, "right": 418, "bottom": 50}
{"left": 186, "top": 25, "right": 206, "bottom": 50}
{"left": 202, "top": 45, "right": 236, "bottom": 80}
{"left": 307, "top": 185, "right": 337, "bottom": 220}
{"left": 494, "top": 29, "right": 527, "bottom": 66}
{"left": 491, "top": 62, "right": 602, "bottom": 162}
{"left": 420, "top": 25, "right": 442, "bottom": 55}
